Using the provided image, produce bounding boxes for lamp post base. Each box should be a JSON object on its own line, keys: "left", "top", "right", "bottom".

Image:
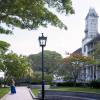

{"left": 42, "top": 80, "right": 45, "bottom": 100}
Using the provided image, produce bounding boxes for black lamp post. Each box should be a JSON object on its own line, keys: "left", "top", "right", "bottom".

{"left": 38, "top": 33, "right": 47, "bottom": 100}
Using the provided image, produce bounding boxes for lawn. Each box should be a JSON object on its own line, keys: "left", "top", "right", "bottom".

{"left": 50, "top": 87, "right": 100, "bottom": 94}
{"left": 32, "top": 87, "right": 100, "bottom": 97}
{"left": 0, "top": 88, "right": 10, "bottom": 98}
{"left": 32, "top": 88, "right": 40, "bottom": 97}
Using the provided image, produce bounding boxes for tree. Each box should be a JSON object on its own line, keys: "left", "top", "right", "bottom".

{"left": 0, "top": 0, "right": 74, "bottom": 34}
{"left": 0, "top": 41, "right": 10, "bottom": 71}
{"left": 58, "top": 53, "right": 93, "bottom": 85}
{"left": 3, "top": 52, "right": 32, "bottom": 80}
{"left": 32, "top": 71, "right": 53, "bottom": 84}
{"left": 29, "top": 50, "right": 63, "bottom": 74}
{"left": 0, "top": 41, "right": 10, "bottom": 54}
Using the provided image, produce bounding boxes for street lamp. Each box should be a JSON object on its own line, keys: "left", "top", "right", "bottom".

{"left": 38, "top": 33, "right": 47, "bottom": 100}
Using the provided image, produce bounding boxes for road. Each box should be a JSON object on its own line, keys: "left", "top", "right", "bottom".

{"left": 43, "top": 90, "right": 100, "bottom": 100}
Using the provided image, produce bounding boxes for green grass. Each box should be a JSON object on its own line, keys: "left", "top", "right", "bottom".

{"left": 0, "top": 88, "right": 10, "bottom": 98}
{"left": 50, "top": 87, "right": 100, "bottom": 94}
{"left": 32, "top": 88, "right": 40, "bottom": 97}
{"left": 32, "top": 87, "right": 100, "bottom": 97}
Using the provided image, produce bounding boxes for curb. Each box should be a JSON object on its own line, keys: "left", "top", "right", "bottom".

{"left": 29, "top": 88, "right": 39, "bottom": 100}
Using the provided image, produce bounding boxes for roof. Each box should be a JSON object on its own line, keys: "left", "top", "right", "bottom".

{"left": 86, "top": 8, "right": 98, "bottom": 19}
{"left": 73, "top": 48, "right": 82, "bottom": 55}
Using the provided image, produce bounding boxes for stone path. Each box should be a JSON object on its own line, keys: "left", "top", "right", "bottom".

{"left": 1, "top": 87, "right": 34, "bottom": 100}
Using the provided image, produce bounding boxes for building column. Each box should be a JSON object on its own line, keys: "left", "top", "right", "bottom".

{"left": 93, "top": 65, "right": 96, "bottom": 80}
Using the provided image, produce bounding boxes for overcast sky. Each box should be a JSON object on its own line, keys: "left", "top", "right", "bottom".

{"left": 0, "top": 0, "right": 100, "bottom": 57}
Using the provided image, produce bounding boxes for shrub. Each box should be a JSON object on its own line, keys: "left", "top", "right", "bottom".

{"left": 56, "top": 82, "right": 75, "bottom": 87}
{"left": 55, "top": 82, "right": 88, "bottom": 87}
{"left": 89, "top": 80, "right": 100, "bottom": 88}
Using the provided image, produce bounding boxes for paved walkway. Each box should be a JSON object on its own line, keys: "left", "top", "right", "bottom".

{"left": 1, "top": 86, "right": 35, "bottom": 100}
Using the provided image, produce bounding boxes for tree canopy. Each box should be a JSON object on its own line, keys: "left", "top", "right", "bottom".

{"left": 58, "top": 53, "right": 93, "bottom": 83}
{"left": 0, "top": 41, "right": 10, "bottom": 54}
{"left": 0, "top": 0, "right": 74, "bottom": 34}
{"left": 28, "top": 50, "right": 63, "bottom": 74}
{"left": 0, "top": 41, "right": 10, "bottom": 71}
{"left": 2, "top": 52, "right": 32, "bottom": 80}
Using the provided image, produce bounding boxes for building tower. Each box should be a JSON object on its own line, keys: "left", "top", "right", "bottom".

{"left": 82, "top": 8, "right": 99, "bottom": 56}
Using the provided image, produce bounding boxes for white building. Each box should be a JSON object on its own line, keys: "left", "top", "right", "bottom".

{"left": 74, "top": 8, "right": 100, "bottom": 81}
{"left": 82, "top": 8, "right": 100, "bottom": 81}
{"left": 0, "top": 70, "right": 4, "bottom": 79}
{"left": 82, "top": 8, "right": 99, "bottom": 56}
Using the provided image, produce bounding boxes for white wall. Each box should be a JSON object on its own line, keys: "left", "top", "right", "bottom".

{"left": 0, "top": 72, "right": 4, "bottom": 78}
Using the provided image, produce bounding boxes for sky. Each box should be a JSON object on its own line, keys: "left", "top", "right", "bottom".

{"left": 0, "top": 0, "right": 100, "bottom": 58}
